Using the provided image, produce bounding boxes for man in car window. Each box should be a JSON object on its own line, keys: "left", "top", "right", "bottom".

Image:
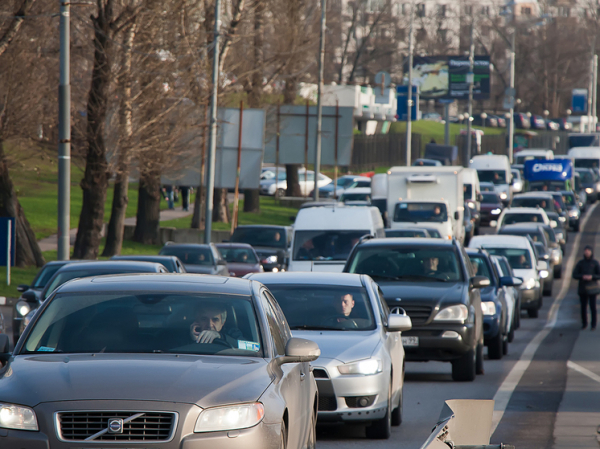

{"left": 423, "top": 256, "right": 440, "bottom": 276}
{"left": 273, "top": 232, "right": 281, "bottom": 243}
{"left": 191, "top": 303, "right": 243, "bottom": 345}
{"left": 335, "top": 293, "right": 355, "bottom": 318}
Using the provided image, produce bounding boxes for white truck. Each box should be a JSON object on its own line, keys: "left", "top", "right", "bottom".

{"left": 469, "top": 155, "right": 512, "bottom": 204}
{"left": 386, "top": 166, "right": 465, "bottom": 242}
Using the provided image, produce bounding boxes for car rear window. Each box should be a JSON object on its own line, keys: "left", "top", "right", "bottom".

{"left": 160, "top": 247, "right": 214, "bottom": 266}
{"left": 501, "top": 213, "right": 544, "bottom": 226}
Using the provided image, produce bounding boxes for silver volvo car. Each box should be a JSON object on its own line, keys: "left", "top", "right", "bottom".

{"left": 0, "top": 274, "right": 320, "bottom": 449}
{"left": 247, "top": 272, "right": 412, "bottom": 440}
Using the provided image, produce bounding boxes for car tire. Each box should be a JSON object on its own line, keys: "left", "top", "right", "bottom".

{"left": 366, "top": 386, "right": 392, "bottom": 439}
{"left": 391, "top": 385, "right": 402, "bottom": 426}
{"left": 508, "top": 321, "right": 515, "bottom": 343}
{"left": 488, "top": 331, "right": 503, "bottom": 360}
{"left": 306, "top": 407, "right": 317, "bottom": 449}
{"left": 502, "top": 336, "right": 509, "bottom": 355}
{"left": 476, "top": 341, "right": 485, "bottom": 375}
{"left": 451, "top": 347, "right": 476, "bottom": 381}
{"left": 528, "top": 307, "right": 539, "bottom": 318}
{"left": 574, "top": 221, "right": 580, "bottom": 232}
{"left": 554, "top": 265, "right": 562, "bottom": 279}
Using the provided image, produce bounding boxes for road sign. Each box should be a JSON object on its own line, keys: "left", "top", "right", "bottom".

{"left": 572, "top": 88, "right": 588, "bottom": 114}
{"left": 375, "top": 71, "right": 391, "bottom": 88}
{"left": 503, "top": 87, "right": 516, "bottom": 110}
{"left": 397, "top": 85, "right": 419, "bottom": 121}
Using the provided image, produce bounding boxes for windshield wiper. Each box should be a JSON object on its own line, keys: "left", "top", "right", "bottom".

{"left": 290, "top": 325, "right": 335, "bottom": 331}
{"left": 394, "top": 275, "right": 450, "bottom": 282}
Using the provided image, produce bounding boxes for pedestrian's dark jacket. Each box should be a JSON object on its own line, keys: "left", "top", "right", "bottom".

{"left": 572, "top": 255, "right": 600, "bottom": 295}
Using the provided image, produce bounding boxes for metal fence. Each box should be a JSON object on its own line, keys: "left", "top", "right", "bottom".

{"left": 350, "top": 133, "right": 421, "bottom": 171}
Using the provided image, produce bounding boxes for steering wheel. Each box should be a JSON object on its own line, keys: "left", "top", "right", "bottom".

{"left": 322, "top": 316, "right": 358, "bottom": 329}
{"left": 209, "top": 337, "right": 234, "bottom": 348}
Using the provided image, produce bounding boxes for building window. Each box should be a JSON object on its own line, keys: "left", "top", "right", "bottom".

{"left": 439, "top": 29, "right": 448, "bottom": 42}
{"left": 416, "top": 3, "right": 426, "bottom": 17}
{"left": 438, "top": 4, "right": 446, "bottom": 18}
{"left": 521, "top": 6, "right": 532, "bottom": 15}
{"left": 465, "top": 5, "right": 473, "bottom": 15}
{"left": 558, "top": 6, "right": 570, "bottom": 17}
{"left": 481, "top": 6, "right": 490, "bottom": 16}
{"left": 417, "top": 28, "right": 427, "bottom": 40}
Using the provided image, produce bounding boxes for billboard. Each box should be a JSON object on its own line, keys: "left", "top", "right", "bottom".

{"left": 409, "top": 56, "right": 491, "bottom": 100}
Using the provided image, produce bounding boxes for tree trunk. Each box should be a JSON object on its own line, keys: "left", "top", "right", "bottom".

{"left": 212, "top": 188, "right": 230, "bottom": 223}
{"left": 191, "top": 185, "right": 204, "bottom": 229}
{"left": 102, "top": 21, "right": 136, "bottom": 257}
{"left": 243, "top": 189, "right": 260, "bottom": 212}
{"left": 72, "top": 6, "right": 113, "bottom": 259}
{"left": 133, "top": 170, "right": 161, "bottom": 244}
{"left": 0, "top": 139, "right": 44, "bottom": 267}
{"left": 286, "top": 164, "right": 302, "bottom": 197}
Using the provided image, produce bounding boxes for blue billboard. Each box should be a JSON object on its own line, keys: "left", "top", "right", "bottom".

{"left": 524, "top": 158, "right": 573, "bottom": 182}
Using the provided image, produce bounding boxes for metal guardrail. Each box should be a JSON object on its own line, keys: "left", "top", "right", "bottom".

{"left": 420, "top": 400, "right": 515, "bottom": 449}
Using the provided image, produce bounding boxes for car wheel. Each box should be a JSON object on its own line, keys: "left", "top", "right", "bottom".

{"left": 451, "top": 347, "right": 476, "bottom": 381}
{"left": 476, "top": 341, "right": 485, "bottom": 375}
{"left": 391, "top": 384, "right": 402, "bottom": 426}
{"left": 528, "top": 307, "right": 539, "bottom": 318}
{"left": 538, "top": 295, "right": 543, "bottom": 309}
{"left": 366, "top": 385, "right": 392, "bottom": 439}
{"left": 502, "top": 336, "right": 509, "bottom": 355}
{"left": 543, "top": 282, "right": 552, "bottom": 297}
{"left": 280, "top": 422, "right": 287, "bottom": 449}
{"left": 554, "top": 265, "right": 562, "bottom": 279}
{"left": 306, "top": 407, "right": 317, "bottom": 449}
{"left": 508, "top": 321, "right": 515, "bottom": 343}
{"left": 574, "top": 221, "right": 580, "bottom": 232}
{"left": 488, "top": 331, "right": 503, "bottom": 360}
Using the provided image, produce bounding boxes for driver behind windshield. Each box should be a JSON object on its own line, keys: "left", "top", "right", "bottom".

{"left": 190, "top": 303, "right": 243, "bottom": 346}
{"left": 331, "top": 293, "right": 355, "bottom": 322}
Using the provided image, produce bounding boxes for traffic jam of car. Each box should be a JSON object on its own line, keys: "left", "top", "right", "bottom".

{"left": 1, "top": 149, "right": 592, "bottom": 448}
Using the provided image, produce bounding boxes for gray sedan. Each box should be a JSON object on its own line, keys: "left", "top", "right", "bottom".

{"left": 247, "top": 272, "right": 412, "bottom": 439}
{"left": 0, "top": 274, "right": 319, "bottom": 449}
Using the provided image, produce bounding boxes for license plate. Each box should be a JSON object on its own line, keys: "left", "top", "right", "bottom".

{"left": 401, "top": 336, "right": 419, "bottom": 347}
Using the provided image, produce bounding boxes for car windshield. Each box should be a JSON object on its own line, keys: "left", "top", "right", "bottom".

{"left": 32, "top": 264, "right": 65, "bottom": 289}
{"left": 511, "top": 197, "right": 554, "bottom": 211}
{"left": 499, "top": 229, "right": 544, "bottom": 243}
{"left": 464, "top": 184, "right": 473, "bottom": 200}
{"left": 261, "top": 170, "right": 285, "bottom": 181}
{"left": 393, "top": 202, "right": 448, "bottom": 223}
{"left": 341, "top": 192, "right": 371, "bottom": 202}
{"left": 576, "top": 170, "right": 595, "bottom": 183}
{"left": 562, "top": 193, "right": 575, "bottom": 206}
{"left": 347, "top": 247, "right": 463, "bottom": 282}
{"left": 230, "top": 228, "right": 286, "bottom": 249}
{"left": 501, "top": 213, "right": 544, "bottom": 226}
{"left": 385, "top": 230, "right": 427, "bottom": 237}
{"left": 266, "top": 285, "right": 375, "bottom": 331}
{"left": 534, "top": 242, "right": 548, "bottom": 257}
{"left": 529, "top": 181, "right": 568, "bottom": 191}
{"left": 574, "top": 159, "right": 600, "bottom": 170}
{"left": 292, "top": 230, "right": 369, "bottom": 261}
{"left": 483, "top": 248, "right": 532, "bottom": 269}
{"left": 424, "top": 229, "right": 442, "bottom": 238}
{"left": 217, "top": 247, "right": 258, "bottom": 264}
{"left": 22, "top": 293, "right": 263, "bottom": 357}
{"left": 468, "top": 255, "right": 493, "bottom": 281}
{"left": 480, "top": 183, "right": 495, "bottom": 192}
{"left": 477, "top": 170, "right": 506, "bottom": 184}
{"left": 160, "top": 247, "right": 214, "bottom": 266}
{"left": 481, "top": 192, "right": 500, "bottom": 203}
{"left": 338, "top": 177, "right": 356, "bottom": 188}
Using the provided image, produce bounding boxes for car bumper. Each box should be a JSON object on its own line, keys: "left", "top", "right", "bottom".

{"left": 261, "top": 262, "right": 286, "bottom": 272}
{"left": 483, "top": 315, "right": 501, "bottom": 340}
{"left": 520, "top": 288, "right": 540, "bottom": 308}
{"left": 314, "top": 368, "right": 389, "bottom": 423}
{"left": 479, "top": 211, "right": 501, "bottom": 225}
{"left": 401, "top": 323, "right": 475, "bottom": 362}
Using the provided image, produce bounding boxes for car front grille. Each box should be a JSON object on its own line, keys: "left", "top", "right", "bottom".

{"left": 401, "top": 305, "right": 433, "bottom": 325}
{"left": 57, "top": 411, "right": 176, "bottom": 442}
{"left": 318, "top": 396, "right": 337, "bottom": 411}
{"left": 313, "top": 368, "right": 329, "bottom": 379}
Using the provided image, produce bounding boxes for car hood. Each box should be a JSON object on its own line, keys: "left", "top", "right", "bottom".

{"left": 254, "top": 247, "right": 286, "bottom": 257}
{"left": 379, "top": 282, "right": 466, "bottom": 309}
{"left": 291, "top": 330, "right": 380, "bottom": 363}
{"left": 0, "top": 354, "right": 271, "bottom": 408}
{"left": 183, "top": 264, "right": 218, "bottom": 274}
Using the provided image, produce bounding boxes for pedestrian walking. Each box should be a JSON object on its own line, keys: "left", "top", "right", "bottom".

{"left": 180, "top": 186, "right": 190, "bottom": 211}
{"left": 163, "top": 184, "right": 174, "bottom": 210}
{"left": 572, "top": 245, "right": 600, "bottom": 330}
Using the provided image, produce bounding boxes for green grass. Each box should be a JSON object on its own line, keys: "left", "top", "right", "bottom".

{"left": 161, "top": 197, "right": 297, "bottom": 230}
{"left": 389, "top": 120, "right": 504, "bottom": 144}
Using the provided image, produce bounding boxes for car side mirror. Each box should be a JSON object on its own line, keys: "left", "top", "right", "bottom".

{"left": 500, "top": 276, "right": 515, "bottom": 287}
{"left": 512, "top": 277, "right": 523, "bottom": 286}
{"left": 386, "top": 314, "right": 412, "bottom": 332}
{"left": 217, "top": 259, "right": 228, "bottom": 266}
{"left": 470, "top": 276, "right": 491, "bottom": 289}
{"left": 537, "top": 260, "right": 549, "bottom": 271}
{"left": 17, "top": 284, "right": 29, "bottom": 293}
{"left": 550, "top": 220, "right": 558, "bottom": 228}
{"left": 454, "top": 211, "right": 459, "bottom": 220}
{"left": 21, "top": 290, "right": 37, "bottom": 303}
{"left": 277, "top": 337, "right": 320, "bottom": 364}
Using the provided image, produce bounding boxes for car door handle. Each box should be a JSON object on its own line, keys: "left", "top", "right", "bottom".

{"left": 300, "top": 372, "right": 306, "bottom": 381}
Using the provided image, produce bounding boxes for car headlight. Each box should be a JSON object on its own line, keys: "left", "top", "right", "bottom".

{"left": 194, "top": 403, "right": 265, "bottom": 433}
{"left": 596, "top": 184, "right": 600, "bottom": 192}
{"left": 568, "top": 209, "right": 579, "bottom": 218}
{"left": 467, "top": 201, "right": 475, "bottom": 209}
{"left": 16, "top": 300, "right": 31, "bottom": 317}
{"left": 262, "top": 255, "right": 278, "bottom": 264}
{"left": 520, "top": 278, "right": 536, "bottom": 290}
{"left": 491, "top": 208, "right": 501, "bottom": 215}
{"left": 558, "top": 216, "right": 566, "bottom": 223}
{"left": 0, "top": 404, "right": 38, "bottom": 431}
{"left": 539, "top": 269, "right": 549, "bottom": 279}
{"left": 555, "top": 231, "right": 564, "bottom": 240}
{"left": 481, "top": 301, "right": 497, "bottom": 316}
{"left": 433, "top": 304, "right": 469, "bottom": 322}
{"left": 500, "top": 192, "right": 508, "bottom": 200}
{"left": 338, "top": 358, "right": 383, "bottom": 376}
{"left": 586, "top": 188, "right": 593, "bottom": 194}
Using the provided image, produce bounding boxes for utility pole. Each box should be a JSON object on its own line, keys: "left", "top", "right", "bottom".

{"left": 204, "top": 0, "right": 221, "bottom": 244}
{"left": 406, "top": 0, "right": 415, "bottom": 166}
{"left": 444, "top": 103, "right": 450, "bottom": 145}
{"left": 466, "top": 19, "right": 474, "bottom": 164}
{"left": 593, "top": 54, "right": 598, "bottom": 132}
{"left": 313, "top": 0, "right": 326, "bottom": 201}
{"left": 58, "top": 0, "right": 71, "bottom": 260}
{"left": 508, "top": 30, "right": 515, "bottom": 164}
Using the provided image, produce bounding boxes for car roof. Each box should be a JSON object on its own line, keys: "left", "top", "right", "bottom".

{"left": 357, "top": 237, "right": 454, "bottom": 248}
{"left": 233, "top": 225, "right": 289, "bottom": 231}
{"left": 216, "top": 243, "right": 255, "bottom": 249}
{"left": 162, "top": 243, "right": 213, "bottom": 249}
{"left": 513, "top": 192, "right": 554, "bottom": 198}
{"left": 499, "top": 223, "right": 545, "bottom": 231}
{"left": 112, "top": 255, "right": 178, "bottom": 261}
{"left": 342, "top": 187, "right": 371, "bottom": 194}
{"left": 55, "top": 261, "right": 167, "bottom": 272}
{"left": 55, "top": 274, "right": 255, "bottom": 296}
{"left": 246, "top": 272, "right": 364, "bottom": 287}
{"left": 470, "top": 235, "right": 531, "bottom": 249}
{"left": 502, "top": 207, "right": 546, "bottom": 214}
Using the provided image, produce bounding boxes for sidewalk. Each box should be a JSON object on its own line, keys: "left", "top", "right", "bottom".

{"left": 37, "top": 206, "right": 194, "bottom": 252}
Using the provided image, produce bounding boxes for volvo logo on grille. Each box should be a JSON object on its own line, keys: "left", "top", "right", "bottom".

{"left": 107, "top": 418, "right": 124, "bottom": 434}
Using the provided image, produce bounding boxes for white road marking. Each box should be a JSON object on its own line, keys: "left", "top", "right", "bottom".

{"left": 490, "top": 202, "right": 599, "bottom": 436}
{"left": 567, "top": 360, "right": 600, "bottom": 384}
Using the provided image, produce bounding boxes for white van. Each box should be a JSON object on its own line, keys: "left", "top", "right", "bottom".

{"left": 469, "top": 155, "right": 512, "bottom": 204}
{"left": 289, "top": 205, "right": 385, "bottom": 272}
{"left": 386, "top": 166, "right": 465, "bottom": 242}
{"left": 513, "top": 148, "right": 554, "bottom": 166}
{"left": 567, "top": 147, "right": 600, "bottom": 175}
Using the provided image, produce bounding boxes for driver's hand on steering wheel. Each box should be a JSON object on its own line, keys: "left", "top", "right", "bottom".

{"left": 194, "top": 330, "right": 221, "bottom": 344}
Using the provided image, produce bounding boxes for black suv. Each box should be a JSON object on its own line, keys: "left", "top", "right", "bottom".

{"left": 344, "top": 237, "right": 488, "bottom": 382}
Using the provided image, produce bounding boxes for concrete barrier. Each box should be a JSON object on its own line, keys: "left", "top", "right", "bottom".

{"left": 123, "top": 225, "right": 232, "bottom": 246}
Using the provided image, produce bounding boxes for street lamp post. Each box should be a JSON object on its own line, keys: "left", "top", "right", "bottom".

{"left": 406, "top": 0, "right": 415, "bottom": 166}
{"left": 481, "top": 112, "right": 488, "bottom": 129}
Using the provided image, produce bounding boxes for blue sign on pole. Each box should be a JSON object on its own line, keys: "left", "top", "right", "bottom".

{"left": 396, "top": 85, "right": 419, "bottom": 121}
{"left": 0, "top": 218, "right": 16, "bottom": 267}
{"left": 572, "top": 88, "right": 588, "bottom": 114}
